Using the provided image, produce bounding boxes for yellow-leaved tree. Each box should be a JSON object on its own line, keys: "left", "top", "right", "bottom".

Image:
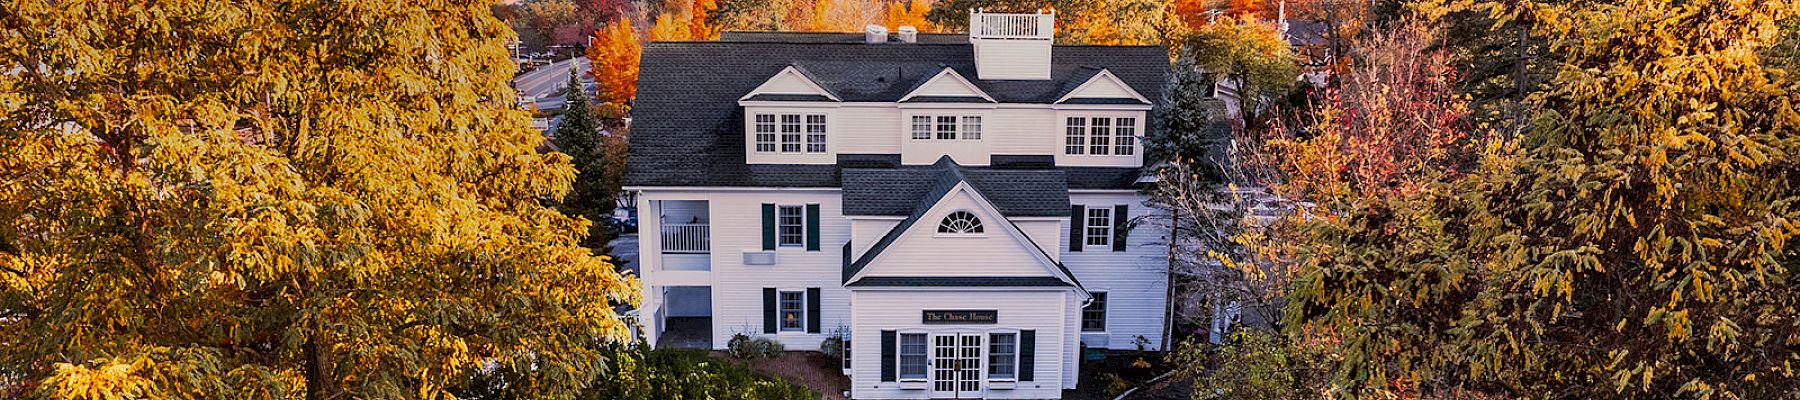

{"left": 0, "top": 0, "right": 639, "bottom": 399}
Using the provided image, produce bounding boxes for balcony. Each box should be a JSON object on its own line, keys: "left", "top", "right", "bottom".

{"left": 661, "top": 223, "right": 710, "bottom": 254}
{"left": 969, "top": 11, "right": 1054, "bottom": 40}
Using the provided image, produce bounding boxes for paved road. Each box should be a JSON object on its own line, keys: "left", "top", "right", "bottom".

{"left": 513, "top": 58, "right": 589, "bottom": 111}
{"left": 611, "top": 233, "right": 638, "bottom": 277}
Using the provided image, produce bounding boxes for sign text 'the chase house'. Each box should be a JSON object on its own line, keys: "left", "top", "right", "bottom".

{"left": 922, "top": 310, "right": 998, "bottom": 324}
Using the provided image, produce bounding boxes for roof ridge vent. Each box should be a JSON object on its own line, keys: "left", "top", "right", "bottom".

{"left": 865, "top": 24, "right": 889, "bottom": 44}
{"left": 897, "top": 25, "right": 918, "bottom": 43}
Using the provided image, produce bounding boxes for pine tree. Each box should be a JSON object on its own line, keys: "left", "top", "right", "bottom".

{"left": 551, "top": 69, "right": 617, "bottom": 250}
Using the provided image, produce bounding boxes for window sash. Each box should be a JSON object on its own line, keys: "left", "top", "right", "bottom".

{"left": 754, "top": 114, "right": 777, "bottom": 153}
{"left": 911, "top": 116, "right": 932, "bottom": 140}
{"left": 961, "top": 116, "right": 982, "bottom": 140}
{"left": 988, "top": 333, "right": 1017, "bottom": 379}
{"left": 780, "top": 114, "right": 802, "bottom": 153}
{"left": 806, "top": 114, "right": 827, "bottom": 153}
{"left": 936, "top": 116, "right": 958, "bottom": 140}
{"left": 1083, "top": 293, "right": 1108, "bottom": 331}
{"left": 1064, "top": 117, "right": 1086, "bottom": 155}
{"left": 1115, "top": 117, "right": 1136, "bottom": 155}
{"left": 1089, "top": 117, "right": 1111, "bottom": 155}
{"left": 778, "top": 291, "right": 805, "bottom": 331}
{"left": 899, "top": 333, "right": 928, "bottom": 380}
{"left": 778, "top": 205, "right": 804, "bottom": 246}
{"left": 1085, "top": 207, "right": 1112, "bottom": 247}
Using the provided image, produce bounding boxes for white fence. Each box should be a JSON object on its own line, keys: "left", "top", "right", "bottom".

{"left": 970, "top": 12, "right": 1054, "bottom": 40}
{"left": 661, "top": 223, "right": 710, "bottom": 253}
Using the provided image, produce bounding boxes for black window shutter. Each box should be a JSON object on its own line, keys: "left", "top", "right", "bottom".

{"left": 806, "top": 287, "right": 821, "bottom": 333}
{"left": 1019, "top": 330, "right": 1036, "bottom": 381}
{"left": 762, "top": 204, "right": 777, "bottom": 251}
{"left": 762, "top": 288, "right": 777, "bottom": 333}
{"left": 1113, "top": 204, "right": 1129, "bottom": 252}
{"left": 806, "top": 204, "right": 821, "bottom": 251}
{"left": 880, "top": 330, "right": 897, "bottom": 382}
{"left": 1069, "top": 205, "right": 1085, "bottom": 252}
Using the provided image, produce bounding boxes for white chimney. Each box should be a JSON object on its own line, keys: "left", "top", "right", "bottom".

{"left": 897, "top": 25, "right": 918, "bottom": 43}
{"left": 968, "top": 10, "right": 1054, "bottom": 80}
{"left": 865, "top": 24, "right": 889, "bottom": 44}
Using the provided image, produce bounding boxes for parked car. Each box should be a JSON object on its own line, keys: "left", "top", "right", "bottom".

{"left": 608, "top": 207, "right": 637, "bottom": 234}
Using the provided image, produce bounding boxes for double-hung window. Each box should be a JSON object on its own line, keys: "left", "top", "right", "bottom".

{"left": 911, "top": 116, "right": 933, "bottom": 140}
{"left": 1085, "top": 207, "right": 1112, "bottom": 247}
{"left": 899, "top": 333, "right": 928, "bottom": 380}
{"left": 754, "top": 115, "right": 777, "bottom": 152}
{"left": 753, "top": 113, "right": 828, "bottom": 154}
{"left": 778, "top": 205, "right": 805, "bottom": 246}
{"left": 1065, "top": 116, "right": 1139, "bottom": 156}
{"left": 910, "top": 115, "right": 982, "bottom": 141}
{"left": 936, "top": 116, "right": 958, "bottom": 140}
{"left": 779, "top": 290, "right": 805, "bottom": 332}
{"left": 1082, "top": 292, "right": 1108, "bottom": 332}
{"left": 1065, "top": 117, "right": 1087, "bottom": 154}
{"left": 988, "top": 333, "right": 1018, "bottom": 380}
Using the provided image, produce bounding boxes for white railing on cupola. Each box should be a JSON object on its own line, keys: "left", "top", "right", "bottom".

{"left": 969, "top": 11, "right": 1054, "bottom": 40}
{"left": 661, "top": 223, "right": 710, "bottom": 254}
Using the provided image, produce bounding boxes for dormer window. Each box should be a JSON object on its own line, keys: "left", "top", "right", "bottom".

{"left": 754, "top": 112, "right": 828, "bottom": 154}
{"left": 937, "top": 211, "right": 984, "bottom": 234}
{"left": 1064, "top": 116, "right": 1138, "bottom": 156}
{"left": 910, "top": 115, "right": 982, "bottom": 141}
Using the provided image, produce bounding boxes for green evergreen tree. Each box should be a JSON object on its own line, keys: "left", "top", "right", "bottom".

{"left": 551, "top": 68, "right": 616, "bottom": 249}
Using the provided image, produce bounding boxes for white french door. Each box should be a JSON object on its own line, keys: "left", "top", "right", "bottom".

{"left": 931, "top": 333, "right": 984, "bottom": 398}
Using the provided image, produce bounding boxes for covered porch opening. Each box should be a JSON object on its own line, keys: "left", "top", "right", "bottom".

{"left": 655, "top": 285, "right": 713, "bottom": 349}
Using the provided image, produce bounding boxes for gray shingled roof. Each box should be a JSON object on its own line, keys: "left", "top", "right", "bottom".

{"left": 843, "top": 158, "right": 1070, "bottom": 217}
{"left": 626, "top": 35, "right": 1169, "bottom": 188}
{"left": 841, "top": 157, "right": 1084, "bottom": 289}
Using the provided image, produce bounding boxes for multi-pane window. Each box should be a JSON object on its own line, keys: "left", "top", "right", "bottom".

{"left": 754, "top": 114, "right": 777, "bottom": 152}
{"left": 806, "top": 115, "right": 828, "bottom": 153}
{"left": 779, "top": 290, "right": 805, "bottom": 331}
{"left": 1085, "top": 207, "right": 1112, "bottom": 247}
{"left": 754, "top": 113, "right": 827, "bottom": 154}
{"left": 961, "top": 116, "right": 982, "bottom": 140}
{"left": 1115, "top": 117, "right": 1137, "bottom": 155}
{"left": 899, "top": 333, "right": 928, "bottom": 380}
{"left": 778, "top": 205, "right": 804, "bottom": 246}
{"left": 936, "top": 116, "right": 958, "bottom": 140}
{"left": 1065, "top": 117, "right": 1087, "bottom": 154}
{"left": 780, "top": 114, "right": 802, "bottom": 153}
{"left": 1064, "top": 115, "right": 1140, "bottom": 156}
{"left": 911, "top": 116, "right": 933, "bottom": 140}
{"left": 937, "top": 211, "right": 984, "bottom": 234}
{"left": 1082, "top": 293, "right": 1108, "bottom": 331}
{"left": 912, "top": 115, "right": 983, "bottom": 141}
{"left": 1089, "top": 117, "right": 1112, "bottom": 155}
{"left": 988, "top": 333, "right": 1018, "bottom": 379}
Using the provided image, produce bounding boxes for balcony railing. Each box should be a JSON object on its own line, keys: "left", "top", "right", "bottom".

{"left": 661, "top": 223, "right": 710, "bottom": 254}
{"left": 970, "top": 12, "right": 1054, "bottom": 40}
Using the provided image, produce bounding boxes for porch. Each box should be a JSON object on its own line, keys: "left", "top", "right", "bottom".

{"left": 654, "top": 199, "right": 711, "bottom": 271}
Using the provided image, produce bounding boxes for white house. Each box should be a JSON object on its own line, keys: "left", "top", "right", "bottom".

{"left": 624, "top": 12, "right": 1172, "bottom": 399}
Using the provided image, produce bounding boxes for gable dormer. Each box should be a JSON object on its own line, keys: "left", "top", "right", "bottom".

{"left": 739, "top": 64, "right": 841, "bottom": 103}
{"left": 1055, "top": 68, "right": 1152, "bottom": 106}
{"left": 969, "top": 11, "right": 1054, "bottom": 80}
{"left": 899, "top": 67, "right": 996, "bottom": 104}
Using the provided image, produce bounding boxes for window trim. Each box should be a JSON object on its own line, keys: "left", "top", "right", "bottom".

{"left": 751, "top": 112, "right": 829, "bottom": 155}
{"left": 1062, "top": 114, "right": 1143, "bottom": 157}
{"left": 1085, "top": 206, "right": 1113, "bottom": 248}
{"left": 778, "top": 290, "right": 806, "bottom": 332}
{"left": 936, "top": 210, "right": 985, "bottom": 236}
{"left": 987, "top": 331, "right": 1019, "bottom": 381}
{"left": 906, "top": 114, "right": 985, "bottom": 142}
{"left": 1082, "top": 292, "right": 1109, "bottom": 332}
{"left": 898, "top": 332, "right": 929, "bottom": 381}
{"left": 777, "top": 205, "right": 805, "bottom": 247}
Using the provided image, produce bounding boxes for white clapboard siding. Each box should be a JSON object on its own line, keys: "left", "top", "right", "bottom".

{"left": 904, "top": 69, "right": 991, "bottom": 100}
{"left": 1013, "top": 219, "right": 1062, "bottom": 263}
{"left": 849, "top": 290, "right": 1076, "bottom": 399}
{"left": 1061, "top": 192, "right": 1171, "bottom": 350}
{"left": 989, "top": 107, "right": 1057, "bottom": 155}
{"left": 973, "top": 40, "right": 1052, "bottom": 80}
{"left": 1059, "top": 70, "right": 1146, "bottom": 102}
{"left": 834, "top": 105, "right": 902, "bottom": 153}
{"left": 857, "top": 190, "right": 1060, "bottom": 279}
{"left": 850, "top": 218, "right": 901, "bottom": 258}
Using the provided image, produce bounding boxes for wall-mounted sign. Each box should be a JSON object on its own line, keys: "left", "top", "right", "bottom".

{"left": 922, "top": 310, "right": 998, "bottom": 324}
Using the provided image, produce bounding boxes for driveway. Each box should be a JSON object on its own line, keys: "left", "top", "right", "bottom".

{"left": 611, "top": 233, "right": 638, "bottom": 277}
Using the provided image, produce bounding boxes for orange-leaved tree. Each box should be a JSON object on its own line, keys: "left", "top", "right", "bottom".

{"left": 587, "top": 18, "right": 642, "bottom": 109}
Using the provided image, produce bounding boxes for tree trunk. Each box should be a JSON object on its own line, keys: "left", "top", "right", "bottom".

{"left": 305, "top": 332, "right": 333, "bottom": 400}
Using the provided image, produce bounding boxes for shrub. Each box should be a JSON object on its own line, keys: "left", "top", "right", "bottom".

{"left": 582, "top": 349, "right": 818, "bottom": 400}
{"left": 727, "top": 333, "right": 785, "bottom": 359}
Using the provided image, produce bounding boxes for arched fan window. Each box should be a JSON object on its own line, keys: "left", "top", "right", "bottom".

{"left": 937, "top": 211, "right": 984, "bottom": 234}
